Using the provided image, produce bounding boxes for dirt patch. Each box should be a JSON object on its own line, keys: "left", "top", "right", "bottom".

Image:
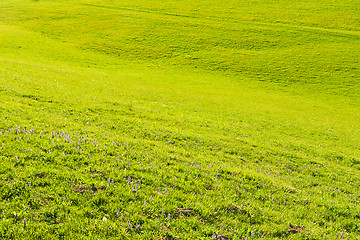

{"left": 227, "top": 206, "right": 239, "bottom": 213}
{"left": 35, "top": 172, "right": 46, "bottom": 178}
{"left": 205, "top": 185, "right": 214, "bottom": 190}
{"left": 212, "top": 233, "right": 229, "bottom": 240}
{"left": 287, "top": 224, "right": 306, "bottom": 234}
{"left": 73, "top": 185, "right": 103, "bottom": 194}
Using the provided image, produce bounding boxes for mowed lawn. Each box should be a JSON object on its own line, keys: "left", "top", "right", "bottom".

{"left": 0, "top": 0, "right": 359, "bottom": 239}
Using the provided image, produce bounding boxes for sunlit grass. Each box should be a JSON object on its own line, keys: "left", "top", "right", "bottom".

{"left": 0, "top": 0, "right": 359, "bottom": 239}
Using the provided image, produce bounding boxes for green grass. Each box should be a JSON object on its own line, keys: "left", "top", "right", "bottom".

{"left": 0, "top": 0, "right": 359, "bottom": 239}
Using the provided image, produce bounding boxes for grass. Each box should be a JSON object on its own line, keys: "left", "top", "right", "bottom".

{"left": 0, "top": 0, "right": 359, "bottom": 239}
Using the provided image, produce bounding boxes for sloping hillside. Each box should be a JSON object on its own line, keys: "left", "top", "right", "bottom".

{"left": 0, "top": 0, "right": 359, "bottom": 239}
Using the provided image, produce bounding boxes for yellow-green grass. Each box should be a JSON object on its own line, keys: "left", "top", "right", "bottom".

{"left": 0, "top": 0, "right": 359, "bottom": 239}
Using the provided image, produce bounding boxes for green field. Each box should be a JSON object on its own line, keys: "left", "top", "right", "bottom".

{"left": 0, "top": 0, "right": 359, "bottom": 239}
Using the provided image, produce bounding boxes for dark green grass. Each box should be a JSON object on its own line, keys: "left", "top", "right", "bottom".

{"left": 0, "top": 0, "right": 360, "bottom": 239}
